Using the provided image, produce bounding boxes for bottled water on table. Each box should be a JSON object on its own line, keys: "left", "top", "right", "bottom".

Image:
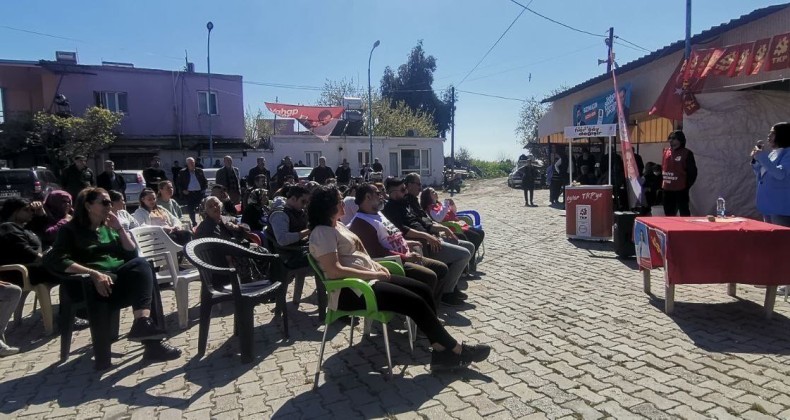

{"left": 716, "top": 197, "right": 726, "bottom": 217}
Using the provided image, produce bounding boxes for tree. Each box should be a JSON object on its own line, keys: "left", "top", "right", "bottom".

{"left": 315, "top": 79, "right": 437, "bottom": 138}
{"left": 380, "top": 40, "right": 452, "bottom": 136}
{"left": 515, "top": 85, "right": 569, "bottom": 163}
{"left": 369, "top": 97, "right": 438, "bottom": 138}
{"left": 317, "top": 77, "right": 363, "bottom": 106}
{"left": 244, "top": 106, "right": 273, "bottom": 148}
{"left": 455, "top": 147, "right": 472, "bottom": 168}
{"left": 30, "top": 107, "right": 122, "bottom": 173}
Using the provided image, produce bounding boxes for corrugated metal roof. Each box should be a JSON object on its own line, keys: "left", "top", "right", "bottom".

{"left": 541, "top": 3, "right": 790, "bottom": 103}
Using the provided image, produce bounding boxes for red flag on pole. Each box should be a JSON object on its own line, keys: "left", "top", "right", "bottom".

{"left": 648, "top": 58, "right": 685, "bottom": 121}
{"left": 612, "top": 70, "right": 642, "bottom": 209}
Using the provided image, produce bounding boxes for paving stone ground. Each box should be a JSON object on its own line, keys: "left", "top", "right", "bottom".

{"left": 3, "top": 178, "right": 790, "bottom": 419}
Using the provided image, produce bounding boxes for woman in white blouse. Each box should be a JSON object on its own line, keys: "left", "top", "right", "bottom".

{"left": 132, "top": 188, "right": 193, "bottom": 246}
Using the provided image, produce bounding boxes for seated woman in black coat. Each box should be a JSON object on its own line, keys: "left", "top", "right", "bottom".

{"left": 0, "top": 198, "right": 52, "bottom": 286}
{"left": 44, "top": 188, "right": 181, "bottom": 367}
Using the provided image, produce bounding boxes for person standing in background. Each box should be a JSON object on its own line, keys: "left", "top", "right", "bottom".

{"left": 142, "top": 156, "right": 168, "bottom": 193}
{"left": 61, "top": 155, "right": 95, "bottom": 200}
{"left": 247, "top": 157, "right": 271, "bottom": 191}
{"left": 661, "top": 131, "right": 697, "bottom": 216}
{"left": 335, "top": 159, "right": 352, "bottom": 185}
{"left": 171, "top": 161, "right": 182, "bottom": 181}
{"left": 216, "top": 156, "right": 241, "bottom": 205}
{"left": 97, "top": 160, "right": 126, "bottom": 194}
{"left": 177, "top": 157, "right": 208, "bottom": 226}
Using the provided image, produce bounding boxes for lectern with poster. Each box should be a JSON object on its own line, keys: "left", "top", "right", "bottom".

{"left": 564, "top": 124, "right": 616, "bottom": 241}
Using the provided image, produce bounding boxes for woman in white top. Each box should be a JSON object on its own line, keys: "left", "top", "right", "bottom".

{"left": 307, "top": 185, "right": 490, "bottom": 372}
{"left": 109, "top": 190, "right": 139, "bottom": 231}
{"left": 132, "top": 188, "right": 193, "bottom": 246}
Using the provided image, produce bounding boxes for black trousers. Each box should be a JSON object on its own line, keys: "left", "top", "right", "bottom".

{"left": 96, "top": 257, "right": 155, "bottom": 311}
{"left": 460, "top": 227, "right": 484, "bottom": 254}
{"left": 403, "top": 262, "right": 440, "bottom": 304}
{"left": 337, "top": 274, "right": 457, "bottom": 350}
{"left": 663, "top": 189, "right": 691, "bottom": 217}
{"left": 184, "top": 191, "right": 205, "bottom": 225}
{"left": 523, "top": 187, "right": 534, "bottom": 204}
{"left": 549, "top": 179, "right": 563, "bottom": 203}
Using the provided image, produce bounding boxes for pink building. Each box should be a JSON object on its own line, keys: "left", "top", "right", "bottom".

{"left": 0, "top": 51, "right": 244, "bottom": 168}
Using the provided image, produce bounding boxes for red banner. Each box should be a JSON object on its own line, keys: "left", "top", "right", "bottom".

{"left": 729, "top": 42, "right": 754, "bottom": 77}
{"left": 766, "top": 32, "right": 790, "bottom": 71}
{"left": 612, "top": 70, "right": 642, "bottom": 209}
{"left": 746, "top": 38, "right": 771, "bottom": 75}
{"left": 264, "top": 103, "right": 344, "bottom": 141}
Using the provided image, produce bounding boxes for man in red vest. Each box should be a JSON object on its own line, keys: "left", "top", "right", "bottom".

{"left": 661, "top": 130, "right": 697, "bottom": 216}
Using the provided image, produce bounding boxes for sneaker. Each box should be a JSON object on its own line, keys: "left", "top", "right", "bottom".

{"left": 127, "top": 317, "right": 167, "bottom": 342}
{"left": 453, "top": 289, "right": 468, "bottom": 300}
{"left": 440, "top": 294, "right": 464, "bottom": 307}
{"left": 430, "top": 348, "right": 465, "bottom": 372}
{"left": 142, "top": 340, "right": 182, "bottom": 362}
{"left": 778, "top": 285, "right": 789, "bottom": 294}
{"left": 459, "top": 343, "right": 491, "bottom": 364}
{"left": 0, "top": 340, "right": 20, "bottom": 357}
{"left": 73, "top": 317, "right": 90, "bottom": 330}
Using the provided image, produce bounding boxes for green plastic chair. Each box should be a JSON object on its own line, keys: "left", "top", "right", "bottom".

{"left": 308, "top": 254, "right": 414, "bottom": 386}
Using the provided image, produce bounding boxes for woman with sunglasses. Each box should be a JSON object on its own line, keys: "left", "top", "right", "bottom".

{"left": 45, "top": 187, "right": 181, "bottom": 368}
{"left": 308, "top": 185, "right": 491, "bottom": 372}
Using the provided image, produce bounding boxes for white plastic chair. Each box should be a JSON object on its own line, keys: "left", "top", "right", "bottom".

{"left": 130, "top": 226, "right": 200, "bottom": 329}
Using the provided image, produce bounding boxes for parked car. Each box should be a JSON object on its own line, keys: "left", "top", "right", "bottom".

{"left": 0, "top": 167, "right": 62, "bottom": 206}
{"left": 294, "top": 167, "right": 312, "bottom": 182}
{"left": 507, "top": 160, "right": 547, "bottom": 189}
{"left": 116, "top": 170, "right": 145, "bottom": 208}
{"left": 202, "top": 168, "right": 220, "bottom": 191}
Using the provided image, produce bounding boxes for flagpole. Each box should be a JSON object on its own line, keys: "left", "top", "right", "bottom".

{"left": 685, "top": 0, "right": 692, "bottom": 59}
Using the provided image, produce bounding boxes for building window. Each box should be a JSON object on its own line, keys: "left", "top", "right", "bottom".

{"left": 198, "top": 91, "right": 218, "bottom": 115}
{"left": 95, "top": 91, "right": 128, "bottom": 114}
{"left": 357, "top": 150, "right": 370, "bottom": 168}
{"left": 0, "top": 88, "right": 4, "bottom": 123}
{"left": 400, "top": 148, "right": 431, "bottom": 177}
{"left": 305, "top": 152, "right": 320, "bottom": 167}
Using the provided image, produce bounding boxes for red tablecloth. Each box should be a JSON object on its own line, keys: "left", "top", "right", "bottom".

{"left": 636, "top": 217, "right": 790, "bottom": 286}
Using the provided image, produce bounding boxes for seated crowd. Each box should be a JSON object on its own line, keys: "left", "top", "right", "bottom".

{"left": 0, "top": 154, "right": 489, "bottom": 373}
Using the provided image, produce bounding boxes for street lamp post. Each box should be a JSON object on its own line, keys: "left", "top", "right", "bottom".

{"left": 367, "top": 40, "right": 380, "bottom": 166}
{"left": 206, "top": 21, "right": 214, "bottom": 166}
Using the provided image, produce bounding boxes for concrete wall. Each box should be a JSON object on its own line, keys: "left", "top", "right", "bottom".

{"left": 51, "top": 67, "right": 243, "bottom": 140}
{"left": 269, "top": 135, "right": 445, "bottom": 186}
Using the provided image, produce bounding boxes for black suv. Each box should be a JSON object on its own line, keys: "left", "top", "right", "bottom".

{"left": 0, "top": 167, "right": 62, "bottom": 205}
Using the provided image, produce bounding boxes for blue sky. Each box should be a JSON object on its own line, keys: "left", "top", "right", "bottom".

{"left": 2, "top": 0, "right": 783, "bottom": 160}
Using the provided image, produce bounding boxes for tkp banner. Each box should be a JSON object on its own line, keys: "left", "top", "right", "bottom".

{"left": 265, "top": 103, "right": 344, "bottom": 141}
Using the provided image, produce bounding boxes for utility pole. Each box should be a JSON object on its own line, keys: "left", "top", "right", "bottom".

{"left": 606, "top": 27, "right": 614, "bottom": 73}
{"left": 450, "top": 86, "right": 455, "bottom": 196}
{"left": 273, "top": 96, "right": 278, "bottom": 136}
{"left": 685, "top": 0, "right": 692, "bottom": 59}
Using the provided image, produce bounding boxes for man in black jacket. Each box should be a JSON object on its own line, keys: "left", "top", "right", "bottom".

{"left": 335, "top": 159, "right": 351, "bottom": 185}
{"left": 142, "top": 156, "right": 167, "bottom": 192}
{"left": 96, "top": 160, "right": 126, "bottom": 194}
{"left": 61, "top": 155, "right": 94, "bottom": 200}
{"left": 177, "top": 157, "right": 208, "bottom": 225}
{"left": 216, "top": 156, "right": 241, "bottom": 205}
{"left": 247, "top": 157, "right": 271, "bottom": 191}
{"left": 307, "top": 156, "right": 335, "bottom": 185}
{"left": 382, "top": 176, "right": 472, "bottom": 306}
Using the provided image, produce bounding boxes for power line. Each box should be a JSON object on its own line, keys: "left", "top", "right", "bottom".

{"left": 457, "top": 89, "right": 525, "bottom": 102}
{"left": 0, "top": 24, "right": 184, "bottom": 61}
{"left": 508, "top": 0, "right": 607, "bottom": 38}
{"left": 457, "top": 3, "right": 529, "bottom": 86}
{"left": 613, "top": 35, "right": 652, "bottom": 53}
{"left": 466, "top": 42, "right": 600, "bottom": 82}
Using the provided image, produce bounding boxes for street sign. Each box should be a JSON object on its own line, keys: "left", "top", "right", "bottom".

{"left": 564, "top": 124, "right": 618, "bottom": 139}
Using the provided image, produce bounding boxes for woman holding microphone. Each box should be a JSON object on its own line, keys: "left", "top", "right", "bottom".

{"left": 751, "top": 122, "right": 790, "bottom": 227}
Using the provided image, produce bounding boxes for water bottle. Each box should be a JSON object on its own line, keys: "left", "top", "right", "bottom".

{"left": 716, "top": 196, "right": 726, "bottom": 217}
